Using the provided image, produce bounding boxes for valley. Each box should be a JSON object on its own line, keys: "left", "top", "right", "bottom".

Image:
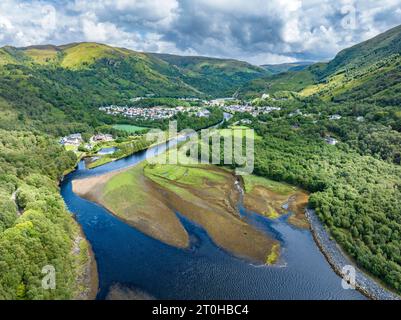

{"left": 0, "top": 23, "right": 401, "bottom": 300}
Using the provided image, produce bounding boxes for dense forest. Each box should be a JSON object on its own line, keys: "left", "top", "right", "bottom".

{"left": 0, "top": 128, "right": 87, "bottom": 299}
{"left": 254, "top": 120, "right": 401, "bottom": 292}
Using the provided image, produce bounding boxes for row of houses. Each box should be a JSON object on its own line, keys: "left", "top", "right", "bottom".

{"left": 60, "top": 133, "right": 114, "bottom": 147}
{"left": 223, "top": 104, "right": 281, "bottom": 117}
{"left": 99, "top": 105, "right": 210, "bottom": 120}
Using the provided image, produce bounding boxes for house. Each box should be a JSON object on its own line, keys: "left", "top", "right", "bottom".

{"left": 325, "top": 137, "right": 338, "bottom": 145}
{"left": 196, "top": 110, "right": 211, "bottom": 118}
{"left": 356, "top": 116, "right": 365, "bottom": 122}
{"left": 240, "top": 119, "right": 252, "bottom": 125}
{"left": 92, "top": 134, "right": 114, "bottom": 142}
{"left": 60, "top": 133, "right": 83, "bottom": 146}
{"left": 329, "top": 114, "right": 342, "bottom": 120}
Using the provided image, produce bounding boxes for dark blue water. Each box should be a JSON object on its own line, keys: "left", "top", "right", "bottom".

{"left": 60, "top": 132, "right": 365, "bottom": 300}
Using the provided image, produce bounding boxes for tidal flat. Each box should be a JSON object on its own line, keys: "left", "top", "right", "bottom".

{"left": 242, "top": 175, "right": 309, "bottom": 228}
{"left": 73, "top": 160, "right": 309, "bottom": 266}
{"left": 73, "top": 141, "right": 309, "bottom": 265}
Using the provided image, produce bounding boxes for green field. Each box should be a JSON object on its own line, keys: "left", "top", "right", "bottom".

{"left": 103, "top": 164, "right": 147, "bottom": 207}
{"left": 113, "top": 124, "right": 149, "bottom": 133}
{"left": 242, "top": 175, "right": 297, "bottom": 195}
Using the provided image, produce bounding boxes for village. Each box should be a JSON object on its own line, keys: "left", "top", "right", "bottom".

{"left": 98, "top": 105, "right": 211, "bottom": 120}
{"left": 70, "top": 96, "right": 354, "bottom": 151}
{"left": 222, "top": 104, "right": 281, "bottom": 117}
{"left": 98, "top": 96, "right": 283, "bottom": 120}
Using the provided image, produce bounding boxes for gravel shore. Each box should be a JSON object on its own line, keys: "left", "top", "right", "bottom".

{"left": 306, "top": 209, "right": 400, "bottom": 300}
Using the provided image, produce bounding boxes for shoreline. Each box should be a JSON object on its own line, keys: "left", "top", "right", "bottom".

{"left": 306, "top": 208, "right": 400, "bottom": 300}
{"left": 61, "top": 167, "right": 99, "bottom": 300}
{"left": 72, "top": 223, "right": 99, "bottom": 300}
{"left": 65, "top": 148, "right": 400, "bottom": 301}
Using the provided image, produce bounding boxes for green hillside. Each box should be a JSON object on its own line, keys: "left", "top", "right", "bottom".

{"left": 240, "top": 25, "right": 401, "bottom": 105}
{"left": 0, "top": 43, "right": 268, "bottom": 101}
{"left": 322, "top": 24, "right": 401, "bottom": 77}
{"left": 260, "top": 61, "right": 313, "bottom": 75}
{"left": 152, "top": 53, "right": 268, "bottom": 97}
{"left": 239, "top": 63, "right": 326, "bottom": 99}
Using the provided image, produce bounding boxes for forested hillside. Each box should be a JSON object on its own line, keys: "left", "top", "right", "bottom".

{"left": 228, "top": 24, "right": 401, "bottom": 294}
{"left": 0, "top": 43, "right": 239, "bottom": 299}
{"left": 0, "top": 123, "right": 94, "bottom": 299}
{"left": 152, "top": 53, "right": 267, "bottom": 97}
{"left": 240, "top": 24, "right": 401, "bottom": 105}
{"left": 0, "top": 42, "right": 267, "bottom": 103}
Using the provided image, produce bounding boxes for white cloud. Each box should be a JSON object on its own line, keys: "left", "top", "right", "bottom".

{"left": 0, "top": 0, "right": 400, "bottom": 64}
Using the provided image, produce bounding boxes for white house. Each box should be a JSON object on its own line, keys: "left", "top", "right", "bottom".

{"left": 261, "top": 93, "right": 270, "bottom": 100}
{"left": 325, "top": 137, "right": 338, "bottom": 145}
{"left": 329, "top": 114, "right": 342, "bottom": 120}
{"left": 60, "top": 133, "right": 83, "bottom": 146}
{"left": 356, "top": 116, "right": 365, "bottom": 122}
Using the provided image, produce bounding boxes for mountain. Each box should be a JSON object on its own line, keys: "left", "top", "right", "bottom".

{"left": 322, "top": 24, "right": 401, "bottom": 77}
{"left": 151, "top": 53, "right": 267, "bottom": 97}
{"left": 0, "top": 42, "right": 268, "bottom": 132}
{"left": 0, "top": 42, "right": 267, "bottom": 98}
{"left": 239, "top": 63, "right": 325, "bottom": 99}
{"left": 240, "top": 24, "right": 401, "bottom": 105}
{"left": 260, "top": 62, "right": 313, "bottom": 75}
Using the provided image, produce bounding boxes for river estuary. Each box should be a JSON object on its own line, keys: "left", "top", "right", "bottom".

{"left": 60, "top": 124, "right": 365, "bottom": 300}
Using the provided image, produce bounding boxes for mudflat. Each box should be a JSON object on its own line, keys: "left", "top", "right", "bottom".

{"left": 72, "top": 164, "right": 190, "bottom": 249}
{"left": 73, "top": 163, "right": 281, "bottom": 264}
{"left": 242, "top": 175, "right": 309, "bottom": 228}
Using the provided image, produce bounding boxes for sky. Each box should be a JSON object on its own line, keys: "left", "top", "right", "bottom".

{"left": 0, "top": 0, "right": 400, "bottom": 65}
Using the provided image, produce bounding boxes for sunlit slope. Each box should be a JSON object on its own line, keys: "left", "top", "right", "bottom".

{"left": 299, "top": 54, "right": 401, "bottom": 104}
{"left": 0, "top": 42, "right": 268, "bottom": 98}
{"left": 21, "top": 45, "right": 60, "bottom": 64}
{"left": 58, "top": 43, "right": 130, "bottom": 68}
{"left": 322, "top": 24, "right": 401, "bottom": 77}
{"left": 240, "top": 24, "right": 401, "bottom": 104}
{"left": 0, "top": 46, "right": 28, "bottom": 66}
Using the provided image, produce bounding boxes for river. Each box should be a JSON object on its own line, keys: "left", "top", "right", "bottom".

{"left": 60, "top": 115, "right": 365, "bottom": 300}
